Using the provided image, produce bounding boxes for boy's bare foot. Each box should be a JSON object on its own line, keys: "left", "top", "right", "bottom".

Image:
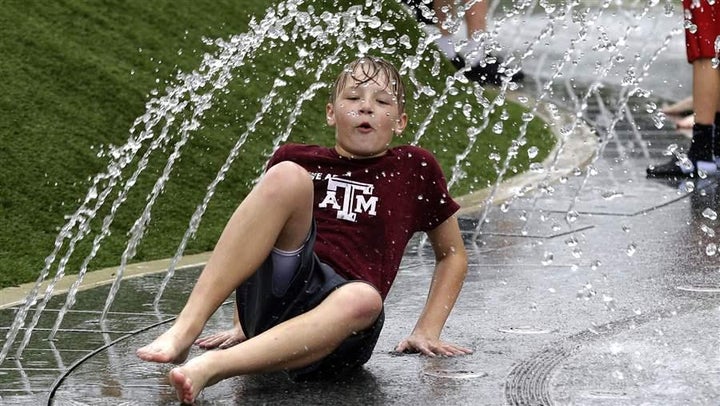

{"left": 661, "top": 96, "right": 693, "bottom": 116}
{"left": 674, "top": 114, "right": 694, "bottom": 129}
{"left": 169, "top": 367, "right": 202, "bottom": 404}
{"left": 136, "top": 327, "right": 193, "bottom": 364}
{"left": 168, "top": 358, "right": 217, "bottom": 404}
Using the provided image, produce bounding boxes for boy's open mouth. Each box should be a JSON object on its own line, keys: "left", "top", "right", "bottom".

{"left": 357, "top": 122, "right": 373, "bottom": 130}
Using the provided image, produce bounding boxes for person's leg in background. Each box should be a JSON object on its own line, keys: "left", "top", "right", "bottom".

{"left": 432, "top": 0, "right": 523, "bottom": 85}
{"left": 646, "top": 1, "right": 719, "bottom": 177}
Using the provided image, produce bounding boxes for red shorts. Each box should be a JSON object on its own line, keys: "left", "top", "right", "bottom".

{"left": 683, "top": 0, "right": 720, "bottom": 62}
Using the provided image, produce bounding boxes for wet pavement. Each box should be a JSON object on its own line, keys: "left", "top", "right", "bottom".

{"left": 3, "top": 4, "right": 719, "bottom": 406}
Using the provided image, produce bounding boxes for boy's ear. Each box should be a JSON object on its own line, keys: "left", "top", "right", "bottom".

{"left": 394, "top": 112, "right": 408, "bottom": 134}
{"left": 326, "top": 103, "right": 336, "bottom": 126}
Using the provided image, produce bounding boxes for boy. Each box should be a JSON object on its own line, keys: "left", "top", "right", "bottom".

{"left": 137, "top": 56, "right": 471, "bottom": 404}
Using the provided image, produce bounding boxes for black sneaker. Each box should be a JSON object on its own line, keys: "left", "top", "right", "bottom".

{"left": 646, "top": 156, "right": 716, "bottom": 178}
{"left": 648, "top": 123, "right": 717, "bottom": 178}
{"left": 451, "top": 55, "right": 524, "bottom": 85}
{"left": 646, "top": 157, "right": 694, "bottom": 177}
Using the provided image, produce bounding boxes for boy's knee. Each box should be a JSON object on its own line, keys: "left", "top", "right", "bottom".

{"left": 332, "top": 283, "right": 383, "bottom": 325}
{"left": 261, "top": 161, "right": 313, "bottom": 197}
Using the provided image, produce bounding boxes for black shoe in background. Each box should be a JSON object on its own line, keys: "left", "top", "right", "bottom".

{"left": 401, "top": 0, "right": 436, "bottom": 25}
{"left": 451, "top": 55, "right": 524, "bottom": 85}
{"left": 646, "top": 157, "right": 694, "bottom": 178}
{"left": 647, "top": 123, "right": 717, "bottom": 178}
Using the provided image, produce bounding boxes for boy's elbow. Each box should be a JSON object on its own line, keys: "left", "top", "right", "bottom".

{"left": 441, "top": 248, "right": 468, "bottom": 276}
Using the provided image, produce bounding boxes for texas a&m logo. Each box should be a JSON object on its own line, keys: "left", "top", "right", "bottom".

{"left": 318, "top": 176, "right": 377, "bottom": 222}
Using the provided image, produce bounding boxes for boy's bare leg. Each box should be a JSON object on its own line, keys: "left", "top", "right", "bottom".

{"left": 168, "top": 282, "right": 383, "bottom": 404}
{"left": 137, "top": 161, "right": 314, "bottom": 363}
{"left": 692, "top": 59, "right": 720, "bottom": 125}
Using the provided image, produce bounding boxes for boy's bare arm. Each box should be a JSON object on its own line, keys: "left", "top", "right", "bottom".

{"left": 395, "top": 215, "right": 472, "bottom": 356}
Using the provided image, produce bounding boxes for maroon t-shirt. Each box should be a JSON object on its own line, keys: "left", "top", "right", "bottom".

{"left": 267, "top": 144, "right": 460, "bottom": 299}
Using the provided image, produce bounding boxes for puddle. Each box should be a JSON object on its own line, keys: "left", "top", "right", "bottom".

{"left": 423, "top": 369, "right": 488, "bottom": 379}
{"left": 497, "top": 326, "right": 555, "bottom": 334}
{"left": 579, "top": 389, "right": 630, "bottom": 399}
{"left": 675, "top": 285, "right": 720, "bottom": 293}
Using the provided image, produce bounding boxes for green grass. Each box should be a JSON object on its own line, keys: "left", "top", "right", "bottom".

{"left": 0, "top": 0, "right": 554, "bottom": 289}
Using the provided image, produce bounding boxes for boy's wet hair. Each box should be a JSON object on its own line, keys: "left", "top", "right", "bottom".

{"left": 330, "top": 56, "right": 406, "bottom": 112}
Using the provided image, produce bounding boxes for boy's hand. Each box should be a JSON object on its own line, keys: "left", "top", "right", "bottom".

{"left": 395, "top": 334, "right": 473, "bottom": 357}
{"left": 194, "top": 325, "right": 247, "bottom": 350}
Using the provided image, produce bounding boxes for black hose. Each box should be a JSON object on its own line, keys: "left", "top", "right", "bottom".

{"left": 46, "top": 316, "right": 176, "bottom": 405}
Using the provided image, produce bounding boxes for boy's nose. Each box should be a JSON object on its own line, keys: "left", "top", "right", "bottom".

{"left": 358, "top": 98, "right": 373, "bottom": 113}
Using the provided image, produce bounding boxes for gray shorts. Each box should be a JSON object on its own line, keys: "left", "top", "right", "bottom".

{"left": 235, "top": 222, "right": 384, "bottom": 381}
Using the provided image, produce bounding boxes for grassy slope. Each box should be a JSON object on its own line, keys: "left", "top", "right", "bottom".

{"left": 0, "top": 0, "right": 554, "bottom": 288}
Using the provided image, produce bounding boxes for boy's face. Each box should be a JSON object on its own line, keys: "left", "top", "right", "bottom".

{"left": 326, "top": 70, "right": 407, "bottom": 159}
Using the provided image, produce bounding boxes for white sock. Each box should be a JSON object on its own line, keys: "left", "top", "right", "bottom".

{"left": 435, "top": 35, "right": 457, "bottom": 59}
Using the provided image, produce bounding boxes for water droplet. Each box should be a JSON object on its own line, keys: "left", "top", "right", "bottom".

{"left": 652, "top": 112, "right": 666, "bottom": 129}
{"left": 591, "top": 259, "right": 601, "bottom": 270}
{"left": 678, "top": 156, "right": 694, "bottom": 173}
{"left": 622, "top": 225, "right": 630, "bottom": 233}
{"left": 601, "top": 190, "right": 623, "bottom": 200}
{"left": 417, "top": 195, "right": 424, "bottom": 200}
{"left": 462, "top": 103, "right": 472, "bottom": 118}
{"left": 527, "top": 146, "right": 539, "bottom": 159}
{"left": 566, "top": 210, "right": 579, "bottom": 223}
{"left": 706, "top": 243, "right": 717, "bottom": 256}
{"left": 576, "top": 283, "right": 595, "bottom": 300}
{"left": 664, "top": 0, "right": 674, "bottom": 15}
{"left": 602, "top": 294, "right": 616, "bottom": 311}
{"left": 541, "top": 252, "right": 554, "bottom": 265}
{"left": 626, "top": 243, "right": 637, "bottom": 257}
{"left": 539, "top": 0, "right": 556, "bottom": 13}
{"left": 492, "top": 122, "right": 504, "bottom": 134}
{"left": 701, "top": 224, "right": 715, "bottom": 237}
{"left": 702, "top": 208, "right": 718, "bottom": 220}
{"left": 521, "top": 112, "right": 535, "bottom": 122}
